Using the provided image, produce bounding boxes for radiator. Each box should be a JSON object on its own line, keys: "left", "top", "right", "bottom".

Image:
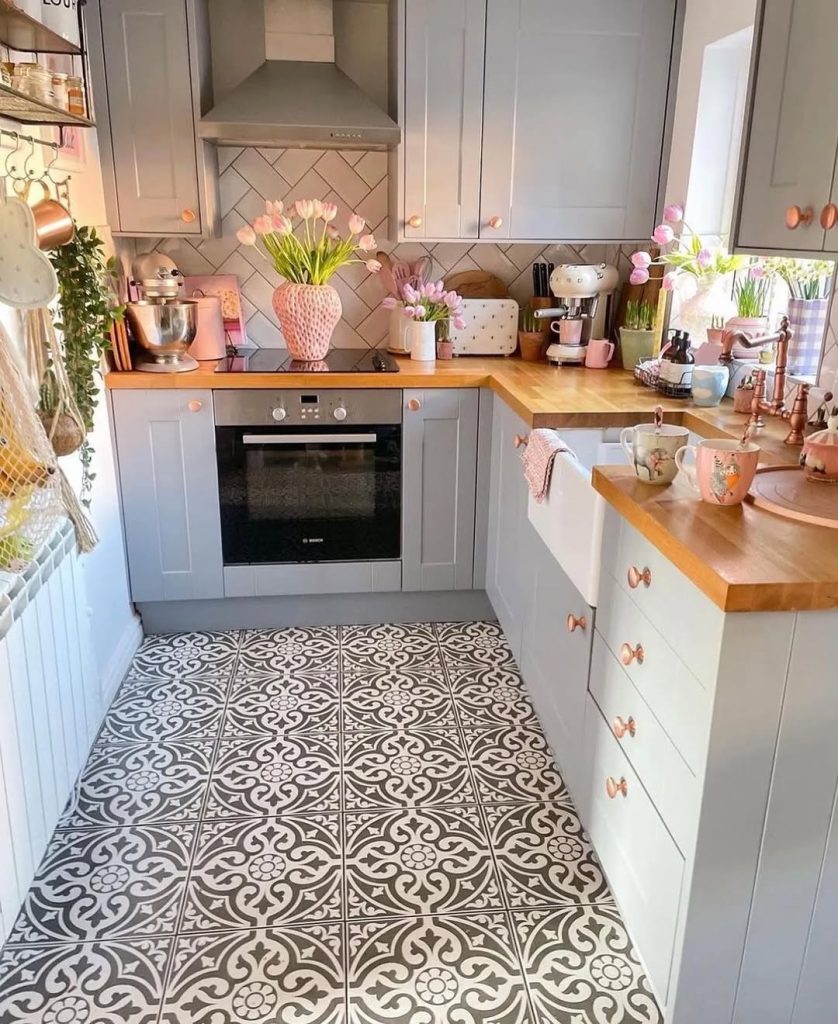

{"left": 0, "top": 520, "right": 100, "bottom": 944}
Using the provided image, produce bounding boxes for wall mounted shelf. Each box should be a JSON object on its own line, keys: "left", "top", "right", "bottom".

{"left": 0, "top": 80, "right": 93, "bottom": 128}
{"left": 0, "top": 0, "right": 82, "bottom": 54}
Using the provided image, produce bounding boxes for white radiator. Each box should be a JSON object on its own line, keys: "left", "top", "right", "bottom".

{"left": 0, "top": 520, "right": 100, "bottom": 944}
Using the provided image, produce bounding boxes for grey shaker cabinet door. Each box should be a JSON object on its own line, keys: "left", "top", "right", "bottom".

{"left": 480, "top": 0, "right": 678, "bottom": 241}
{"left": 97, "top": 0, "right": 203, "bottom": 235}
{"left": 402, "top": 0, "right": 486, "bottom": 239}
{"left": 112, "top": 390, "right": 224, "bottom": 603}
{"left": 402, "top": 388, "right": 479, "bottom": 591}
{"left": 734, "top": 0, "right": 838, "bottom": 254}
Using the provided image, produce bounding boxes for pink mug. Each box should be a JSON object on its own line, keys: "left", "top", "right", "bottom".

{"left": 585, "top": 338, "right": 615, "bottom": 368}
{"left": 675, "top": 439, "right": 760, "bottom": 505}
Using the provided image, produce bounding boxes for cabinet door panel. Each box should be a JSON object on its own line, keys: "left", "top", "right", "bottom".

{"left": 402, "top": 0, "right": 485, "bottom": 239}
{"left": 100, "top": 0, "right": 201, "bottom": 235}
{"left": 480, "top": 0, "right": 677, "bottom": 241}
{"left": 735, "top": 0, "right": 838, "bottom": 253}
{"left": 112, "top": 390, "right": 223, "bottom": 603}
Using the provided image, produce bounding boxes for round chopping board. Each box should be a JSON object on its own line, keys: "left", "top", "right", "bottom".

{"left": 747, "top": 466, "right": 838, "bottom": 529}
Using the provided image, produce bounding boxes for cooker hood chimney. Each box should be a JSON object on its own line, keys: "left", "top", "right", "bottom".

{"left": 199, "top": 0, "right": 399, "bottom": 150}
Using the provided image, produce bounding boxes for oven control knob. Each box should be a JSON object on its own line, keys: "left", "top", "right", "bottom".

{"left": 271, "top": 407, "right": 287, "bottom": 422}
{"left": 333, "top": 406, "right": 348, "bottom": 421}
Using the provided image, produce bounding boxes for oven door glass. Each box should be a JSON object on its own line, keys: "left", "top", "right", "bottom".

{"left": 216, "top": 425, "right": 401, "bottom": 564}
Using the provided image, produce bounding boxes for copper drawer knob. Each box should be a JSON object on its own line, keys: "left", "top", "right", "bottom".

{"left": 181, "top": 208, "right": 197, "bottom": 224}
{"left": 612, "top": 715, "right": 636, "bottom": 739}
{"left": 407, "top": 215, "right": 423, "bottom": 228}
{"left": 567, "top": 613, "right": 587, "bottom": 633}
{"left": 785, "top": 205, "right": 814, "bottom": 229}
{"left": 407, "top": 398, "right": 422, "bottom": 412}
{"left": 620, "top": 642, "right": 644, "bottom": 666}
{"left": 187, "top": 400, "right": 203, "bottom": 413}
{"left": 606, "top": 776, "right": 628, "bottom": 799}
{"left": 487, "top": 215, "right": 503, "bottom": 229}
{"left": 627, "top": 565, "right": 651, "bottom": 589}
{"left": 821, "top": 204, "right": 838, "bottom": 230}
{"left": 513, "top": 434, "right": 529, "bottom": 449}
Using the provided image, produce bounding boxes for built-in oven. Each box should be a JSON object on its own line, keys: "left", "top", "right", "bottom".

{"left": 214, "top": 390, "right": 402, "bottom": 566}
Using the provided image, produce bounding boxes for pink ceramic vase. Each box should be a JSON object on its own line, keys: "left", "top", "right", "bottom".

{"left": 272, "top": 282, "right": 342, "bottom": 361}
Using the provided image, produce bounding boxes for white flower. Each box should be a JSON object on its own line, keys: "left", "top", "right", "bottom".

{"left": 311, "top": 198, "right": 324, "bottom": 218}
{"left": 321, "top": 202, "right": 338, "bottom": 223}
{"left": 295, "top": 199, "right": 315, "bottom": 219}
{"left": 358, "top": 233, "right": 377, "bottom": 252}
{"left": 348, "top": 214, "right": 366, "bottom": 235}
{"left": 366, "top": 259, "right": 382, "bottom": 273}
{"left": 236, "top": 225, "right": 257, "bottom": 246}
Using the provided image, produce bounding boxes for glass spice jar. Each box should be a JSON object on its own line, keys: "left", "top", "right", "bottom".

{"left": 51, "top": 72, "right": 68, "bottom": 111}
{"left": 66, "top": 75, "right": 85, "bottom": 117}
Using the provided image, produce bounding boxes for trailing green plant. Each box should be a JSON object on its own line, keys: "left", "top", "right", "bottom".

{"left": 43, "top": 226, "right": 123, "bottom": 505}
{"left": 768, "top": 257, "right": 834, "bottom": 300}
{"left": 520, "top": 305, "right": 541, "bottom": 332}
{"left": 622, "top": 299, "right": 655, "bottom": 331}
{"left": 732, "top": 266, "right": 771, "bottom": 318}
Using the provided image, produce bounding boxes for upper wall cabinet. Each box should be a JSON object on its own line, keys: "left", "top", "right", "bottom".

{"left": 86, "top": 0, "right": 220, "bottom": 238}
{"left": 733, "top": 0, "right": 838, "bottom": 257}
{"left": 396, "top": 0, "right": 681, "bottom": 243}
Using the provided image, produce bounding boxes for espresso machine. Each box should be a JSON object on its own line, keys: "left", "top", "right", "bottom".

{"left": 126, "top": 253, "right": 199, "bottom": 372}
{"left": 534, "top": 263, "right": 619, "bottom": 365}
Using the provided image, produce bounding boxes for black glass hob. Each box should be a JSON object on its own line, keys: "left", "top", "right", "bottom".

{"left": 221, "top": 347, "right": 400, "bottom": 373}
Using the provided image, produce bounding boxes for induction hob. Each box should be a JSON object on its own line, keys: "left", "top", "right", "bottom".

{"left": 221, "top": 347, "right": 400, "bottom": 373}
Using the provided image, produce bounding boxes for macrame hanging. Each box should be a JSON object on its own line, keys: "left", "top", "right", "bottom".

{"left": 25, "top": 307, "right": 87, "bottom": 457}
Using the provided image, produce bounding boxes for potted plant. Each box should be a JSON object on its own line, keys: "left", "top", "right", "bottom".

{"left": 619, "top": 298, "right": 656, "bottom": 370}
{"left": 237, "top": 200, "right": 381, "bottom": 361}
{"left": 768, "top": 258, "right": 833, "bottom": 377}
{"left": 726, "top": 264, "right": 772, "bottom": 357}
{"left": 436, "top": 317, "right": 454, "bottom": 360}
{"left": 383, "top": 282, "right": 465, "bottom": 362}
{"left": 518, "top": 305, "right": 545, "bottom": 362}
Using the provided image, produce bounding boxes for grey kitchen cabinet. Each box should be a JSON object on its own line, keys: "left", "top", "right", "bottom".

{"left": 111, "top": 390, "right": 224, "bottom": 603}
{"left": 86, "top": 0, "right": 219, "bottom": 238}
{"left": 733, "top": 0, "right": 838, "bottom": 256}
{"left": 402, "top": 388, "right": 479, "bottom": 591}
{"left": 479, "top": 0, "right": 680, "bottom": 241}
{"left": 398, "top": 0, "right": 486, "bottom": 240}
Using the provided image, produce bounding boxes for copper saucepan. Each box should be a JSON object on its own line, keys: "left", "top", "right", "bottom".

{"left": 19, "top": 180, "right": 75, "bottom": 250}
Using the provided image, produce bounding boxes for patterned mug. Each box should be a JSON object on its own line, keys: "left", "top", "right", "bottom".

{"left": 620, "top": 424, "right": 689, "bottom": 485}
{"left": 675, "top": 439, "right": 760, "bottom": 505}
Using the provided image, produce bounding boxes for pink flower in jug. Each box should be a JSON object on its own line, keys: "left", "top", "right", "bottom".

{"left": 631, "top": 251, "right": 652, "bottom": 269}
{"left": 651, "top": 223, "right": 674, "bottom": 246}
{"left": 629, "top": 267, "right": 650, "bottom": 286}
{"left": 663, "top": 203, "right": 684, "bottom": 224}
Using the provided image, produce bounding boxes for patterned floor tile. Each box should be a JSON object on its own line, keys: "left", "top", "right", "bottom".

{"left": 7, "top": 824, "right": 195, "bottom": 944}
{"left": 0, "top": 939, "right": 170, "bottom": 1024}
{"left": 348, "top": 913, "right": 533, "bottom": 1024}
{"left": 206, "top": 734, "right": 341, "bottom": 817}
{"left": 162, "top": 925, "right": 344, "bottom": 1024}
{"left": 514, "top": 906, "right": 661, "bottom": 1024}
{"left": 128, "top": 631, "right": 240, "bottom": 680}
{"left": 343, "top": 668, "right": 457, "bottom": 731}
{"left": 238, "top": 626, "right": 340, "bottom": 675}
{"left": 99, "top": 676, "right": 227, "bottom": 743}
{"left": 436, "top": 620, "right": 516, "bottom": 677}
{"left": 224, "top": 670, "right": 339, "bottom": 736}
{"left": 60, "top": 740, "right": 214, "bottom": 828}
{"left": 485, "top": 803, "right": 613, "bottom": 907}
{"left": 465, "top": 727, "right": 572, "bottom": 805}
{"left": 342, "top": 622, "right": 443, "bottom": 675}
{"left": 181, "top": 815, "right": 343, "bottom": 930}
{"left": 343, "top": 728, "right": 474, "bottom": 809}
{"left": 449, "top": 665, "right": 538, "bottom": 728}
{"left": 344, "top": 807, "right": 502, "bottom": 918}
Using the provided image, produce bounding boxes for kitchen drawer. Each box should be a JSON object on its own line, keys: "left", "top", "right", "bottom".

{"left": 601, "top": 508, "right": 724, "bottom": 691}
{"left": 582, "top": 693, "right": 685, "bottom": 1006}
{"left": 595, "top": 574, "right": 712, "bottom": 775}
{"left": 589, "top": 634, "right": 697, "bottom": 853}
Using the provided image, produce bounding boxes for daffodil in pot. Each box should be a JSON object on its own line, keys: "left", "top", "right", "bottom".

{"left": 768, "top": 258, "right": 833, "bottom": 377}
{"left": 383, "top": 283, "right": 466, "bottom": 362}
{"left": 237, "top": 200, "right": 380, "bottom": 361}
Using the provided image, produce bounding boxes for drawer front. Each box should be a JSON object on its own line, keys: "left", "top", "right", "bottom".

{"left": 595, "top": 575, "right": 711, "bottom": 774}
{"left": 582, "top": 694, "right": 685, "bottom": 1006}
{"left": 589, "top": 634, "right": 697, "bottom": 852}
{"left": 602, "top": 508, "right": 724, "bottom": 691}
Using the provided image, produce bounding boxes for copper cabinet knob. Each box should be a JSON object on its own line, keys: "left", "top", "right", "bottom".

{"left": 181, "top": 209, "right": 197, "bottom": 224}
{"left": 407, "top": 398, "right": 422, "bottom": 412}
{"left": 407, "top": 215, "right": 423, "bottom": 228}
{"left": 566, "top": 613, "right": 587, "bottom": 633}
{"left": 187, "top": 400, "right": 203, "bottom": 413}
{"left": 785, "top": 205, "right": 814, "bottom": 229}
{"left": 627, "top": 565, "right": 652, "bottom": 589}
{"left": 620, "top": 642, "right": 644, "bottom": 666}
{"left": 612, "top": 715, "right": 637, "bottom": 739}
{"left": 513, "top": 434, "right": 528, "bottom": 449}
{"left": 821, "top": 204, "right": 838, "bottom": 230}
{"left": 606, "top": 776, "right": 628, "bottom": 799}
{"left": 487, "top": 216, "right": 503, "bottom": 229}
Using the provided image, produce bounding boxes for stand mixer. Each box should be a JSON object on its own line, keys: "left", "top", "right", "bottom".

{"left": 126, "top": 253, "right": 199, "bottom": 372}
{"left": 533, "top": 263, "right": 619, "bottom": 365}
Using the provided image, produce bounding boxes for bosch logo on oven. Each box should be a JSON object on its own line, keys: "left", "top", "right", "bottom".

{"left": 303, "top": 538, "right": 324, "bottom": 545}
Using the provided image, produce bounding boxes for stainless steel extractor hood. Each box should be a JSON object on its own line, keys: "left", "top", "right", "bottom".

{"left": 199, "top": 60, "right": 400, "bottom": 150}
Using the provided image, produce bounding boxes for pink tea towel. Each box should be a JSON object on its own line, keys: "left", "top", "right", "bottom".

{"left": 521, "top": 429, "right": 570, "bottom": 503}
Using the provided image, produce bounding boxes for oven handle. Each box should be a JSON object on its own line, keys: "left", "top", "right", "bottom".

{"left": 241, "top": 433, "right": 378, "bottom": 445}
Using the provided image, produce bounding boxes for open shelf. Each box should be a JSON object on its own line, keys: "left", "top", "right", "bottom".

{"left": 0, "top": 0, "right": 82, "bottom": 54}
{"left": 0, "top": 80, "right": 93, "bottom": 126}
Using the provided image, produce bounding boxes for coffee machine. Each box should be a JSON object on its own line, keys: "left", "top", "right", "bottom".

{"left": 126, "top": 253, "right": 199, "bottom": 372}
{"left": 533, "top": 263, "right": 619, "bottom": 365}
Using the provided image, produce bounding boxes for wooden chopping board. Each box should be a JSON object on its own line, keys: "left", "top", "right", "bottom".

{"left": 443, "top": 270, "right": 508, "bottom": 299}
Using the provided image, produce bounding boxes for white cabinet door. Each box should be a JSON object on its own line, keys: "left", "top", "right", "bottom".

{"left": 734, "top": 0, "right": 838, "bottom": 254}
{"left": 401, "top": 0, "right": 486, "bottom": 240}
{"left": 480, "top": 0, "right": 678, "bottom": 241}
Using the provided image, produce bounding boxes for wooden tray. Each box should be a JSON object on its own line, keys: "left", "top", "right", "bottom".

{"left": 746, "top": 465, "right": 838, "bottom": 529}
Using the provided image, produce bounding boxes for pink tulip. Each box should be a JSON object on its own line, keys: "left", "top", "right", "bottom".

{"left": 382, "top": 296, "right": 399, "bottom": 310}
{"left": 265, "top": 199, "right": 283, "bottom": 215}
{"left": 696, "top": 248, "right": 713, "bottom": 269}
{"left": 321, "top": 202, "right": 338, "bottom": 223}
{"left": 403, "top": 305, "right": 416, "bottom": 317}
{"left": 453, "top": 316, "right": 466, "bottom": 331}
{"left": 253, "top": 215, "right": 273, "bottom": 235}
{"left": 749, "top": 263, "right": 766, "bottom": 279}
{"left": 357, "top": 233, "right": 377, "bottom": 252}
{"left": 326, "top": 225, "right": 340, "bottom": 240}
{"left": 661, "top": 271, "right": 678, "bottom": 292}
{"left": 663, "top": 203, "right": 684, "bottom": 224}
{"left": 366, "top": 259, "right": 382, "bottom": 273}
{"left": 631, "top": 251, "right": 652, "bottom": 269}
{"left": 271, "top": 213, "right": 292, "bottom": 234}
{"left": 295, "top": 199, "right": 314, "bottom": 219}
{"left": 413, "top": 305, "right": 427, "bottom": 319}
{"left": 402, "top": 283, "right": 419, "bottom": 304}
{"left": 629, "top": 267, "right": 650, "bottom": 286}
{"left": 348, "top": 214, "right": 366, "bottom": 235}
{"left": 311, "top": 199, "right": 324, "bottom": 219}
{"left": 236, "top": 225, "right": 257, "bottom": 246}
{"left": 652, "top": 224, "right": 674, "bottom": 245}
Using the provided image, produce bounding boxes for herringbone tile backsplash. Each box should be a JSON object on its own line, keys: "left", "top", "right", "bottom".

{"left": 141, "top": 147, "right": 635, "bottom": 350}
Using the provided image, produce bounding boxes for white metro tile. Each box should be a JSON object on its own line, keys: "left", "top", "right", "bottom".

{"left": 331, "top": 319, "right": 367, "bottom": 348}
{"left": 217, "top": 147, "right": 243, "bottom": 174}
{"left": 218, "top": 166, "right": 250, "bottom": 218}
{"left": 273, "top": 149, "right": 324, "bottom": 186}
{"left": 354, "top": 151, "right": 388, "bottom": 189}
{"left": 315, "top": 151, "right": 370, "bottom": 210}
{"left": 357, "top": 306, "right": 390, "bottom": 346}
{"left": 331, "top": 276, "right": 373, "bottom": 329}
{"left": 233, "top": 148, "right": 290, "bottom": 203}
{"left": 242, "top": 272, "right": 281, "bottom": 327}
{"left": 245, "top": 311, "right": 284, "bottom": 349}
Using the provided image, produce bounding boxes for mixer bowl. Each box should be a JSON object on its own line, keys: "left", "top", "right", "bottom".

{"left": 127, "top": 300, "right": 198, "bottom": 364}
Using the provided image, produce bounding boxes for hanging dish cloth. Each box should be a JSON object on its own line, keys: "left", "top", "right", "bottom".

{"left": 521, "top": 428, "right": 572, "bottom": 503}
